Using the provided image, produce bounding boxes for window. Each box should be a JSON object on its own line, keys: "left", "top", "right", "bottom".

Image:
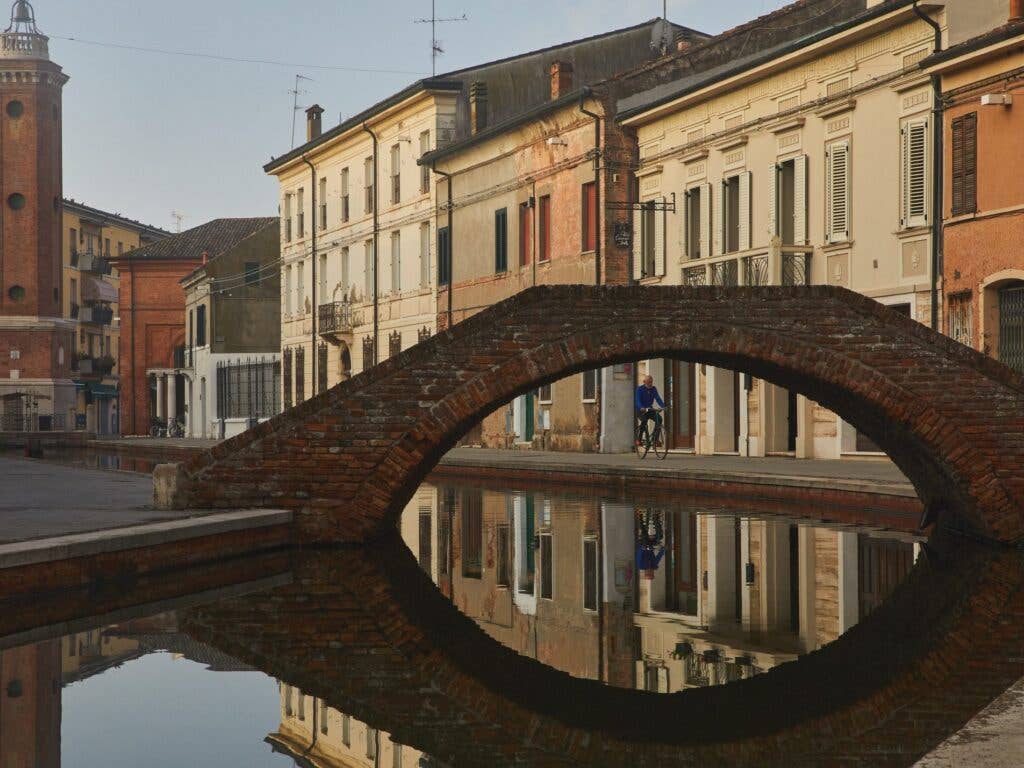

{"left": 582, "top": 369, "right": 597, "bottom": 402}
{"left": 297, "top": 692, "right": 305, "bottom": 721}
{"left": 283, "top": 348, "right": 292, "bottom": 409}
{"left": 418, "top": 507, "right": 432, "bottom": 573}
{"left": 366, "top": 728, "right": 377, "bottom": 759}
{"left": 196, "top": 305, "right": 206, "bottom": 346}
{"left": 632, "top": 201, "right": 665, "bottom": 278}
{"left": 296, "top": 260, "right": 305, "bottom": 313}
{"left": 117, "top": 241, "right": 124, "bottom": 256}
{"left": 340, "top": 247, "right": 350, "bottom": 297}
{"left": 951, "top": 112, "right": 977, "bottom": 217}
{"left": 437, "top": 226, "right": 451, "bottom": 286}
{"left": 284, "top": 194, "right": 293, "bottom": 241}
{"left": 341, "top": 714, "right": 351, "bottom": 746}
{"left": 494, "top": 208, "right": 508, "bottom": 272}
{"left": 390, "top": 144, "right": 401, "bottom": 204}
{"left": 295, "top": 345, "right": 305, "bottom": 402}
{"left": 390, "top": 231, "right": 401, "bottom": 294}
{"left": 419, "top": 130, "right": 431, "bottom": 193}
{"left": 538, "top": 194, "right": 551, "bottom": 262}
{"left": 539, "top": 533, "right": 553, "bottom": 599}
{"left": 69, "top": 227, "right": 77, "bottom": 254}
{"left": 683, "top": 186, "right": 703, "bottom": 259}
{"left": 517, "top": 495, "right": 535, "bottom": 594}
{"left": 948, "top": 291, "right": 972, "bottom": 348}
{"left": 718, "top": 173, "right": 750, "bottom": 253}
{"left": 496, "top": 522, "right": 510, "bottom": 587}
{"left": 518, "top": 201, "right": 533, "bottom": 266}
{"left": 283, "top": 684, "right": 293, "bottom": 716}
{"left": 393, "top": 742, "right": 403, "bottom": 768}
{"left": 317, "top": 342, "right": 328, "bottom": 394}
{"left": 419, "top": 222, "right": 430, "bottom": 288}
{"left": 826, "top": 141, "right": 851, "bottom": 243}
{"left": 902, "top": 119, "right": 929, "bottom": 229}
{"left": 284, "top": 265, "right": 293, "bottom": 314}
{"left": 538, "top": 382, "right": 552, "bottom": 403}
{"left": 319, "top": 176, "right": 327, "bottom": 230}
{"left": 583, "top": 537, "right": 598, "bottom": 611}
{"left": 341, "top": 168, "right": 350, "bottom": 222}
{"left": 365, "top": 156, "right": 375, "bottom": 214}
{"left": 364, "top": 240, "right": 375, "bottom": 300}
{"left": 363, "top": 335, "right": 376, "bottom": 368}
{"left": 438, "top": 491, "right": 452, "bottom": 577}
{"left": 771, "top": 156, "right": 807, "bottom": 245}
{"left": 582, "top": 181, "right": 597, "bottom": 252}
{"left": 318, "top": 253, "right": 327, "bottom": 302}
{"left": 297, "top": 188, "right": 305, "bottom": 237}
{"left": 244, "top": 262, "right": 259, "bottom": 287}
{"left": 69, "top": 277, "right": 77, "bottom": 305}
{"left": 462, "top": 489, "right": 483, "bottom": 578}
{"left": 389, "top": 330, "right": 401, "bottom": 358}
{"left": 104, "top": 238, "right": 110, "bottom": 256}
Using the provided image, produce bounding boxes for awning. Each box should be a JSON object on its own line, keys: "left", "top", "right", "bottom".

{"left": 81, "top": 276, "right": 117, "bottom": 303}
{"left": 87, "top": 383, "right": 118, "bottom": 398}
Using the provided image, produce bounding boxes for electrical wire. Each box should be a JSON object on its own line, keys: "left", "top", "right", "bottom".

{"left": 49, "top": 34, "right": 427, "bottom": 76}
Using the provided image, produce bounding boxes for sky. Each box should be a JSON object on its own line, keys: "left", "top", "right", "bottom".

{"left": 41, "top": 0, "right": 791, "bottom": 232}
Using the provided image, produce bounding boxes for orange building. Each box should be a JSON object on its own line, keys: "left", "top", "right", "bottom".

{"left": 929, "top": 10, "right": 1024, "bottom": 372}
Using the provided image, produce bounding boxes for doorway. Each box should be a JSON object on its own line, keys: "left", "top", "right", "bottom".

{"left": 513, "top": 393, "right": 535, "bottom": 444}
{"left": 711, "top": 367, "right": 741, "bottom": 453}
{"left": 765, "top": 383, "right": 798, "bottom": 454}
{"left": 667, "top": 360, "right": 696, "bottom": 450}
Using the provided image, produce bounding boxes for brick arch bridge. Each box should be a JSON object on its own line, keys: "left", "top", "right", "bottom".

{"left": 166, "top": 285, "right": 1024, "bottom": 544}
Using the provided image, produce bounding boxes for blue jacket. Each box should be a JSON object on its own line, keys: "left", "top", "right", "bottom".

{"left": 635, "top": 385, "right": 665, "bottom": 411}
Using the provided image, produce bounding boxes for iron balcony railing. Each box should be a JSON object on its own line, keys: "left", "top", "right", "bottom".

{"left": 79, "top": 305, "right": 114, "bottom": 325}
{"left": 75, "top": 355, "right": 115, "bottom": 377}
{"left": 173, "top": 345, "right": 187, "bottom": 369}
{"left": 318, "top": 300, "right": 355, "bottom": 336}
{"left": 76, "top": 251, "right": 113, "bottom": 275}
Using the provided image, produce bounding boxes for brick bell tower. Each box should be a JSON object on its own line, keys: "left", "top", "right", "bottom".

{"left": 0, "top": 1, "right": 74, "bottom": 428}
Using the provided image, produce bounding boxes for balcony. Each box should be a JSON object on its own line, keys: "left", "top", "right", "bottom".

{"left": 318, "top": 300, "right": 356, "bottom": 339}
{"left": 79, "top": 305, "right": 113, "bottom": 326}
{"left": 173, "top": 345, "right": 189, "bottom": 369}
{"left": 680, "top": 246, "right": 811, "bottom": 288}
{"left": 75, "top": 355, "right": 115, "bottom": 377}
{"left": 75, "top": 252, "right": 112, "bottom": 275}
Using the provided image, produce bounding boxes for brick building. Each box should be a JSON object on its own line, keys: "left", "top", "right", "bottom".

{"left": 113, "top": 218, "right": 276, "bottom": 436}
{"left": 0, "top": 1, "right": 74, "bottom": 431}
{"left": 928, "top": 10, "right": 1024, "bottom": 372}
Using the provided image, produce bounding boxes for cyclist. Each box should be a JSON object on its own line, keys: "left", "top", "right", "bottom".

{"left": 635, "top": 374, "right": 666, "bottom": 447}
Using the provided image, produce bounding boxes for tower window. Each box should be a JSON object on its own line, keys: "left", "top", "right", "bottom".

{"left": 7, "top": 193, "right": 25, "bottom": 210}
{"left": 5, "top": 100, "right": 23, "bottom": 118}
{"left": 8, "top": 285, "right": 25, "bottom": 301}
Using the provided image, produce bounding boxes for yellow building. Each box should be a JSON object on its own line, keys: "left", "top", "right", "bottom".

{"left": 617, "top": 0, "right": 1008, "bottom": 460}
{"left": 61, "top": 200, "right": 167, "bottom": 433}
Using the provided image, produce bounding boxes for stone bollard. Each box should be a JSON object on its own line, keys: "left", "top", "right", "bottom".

{"left": 153, "top": 462, "right": 190, "bottom": 510}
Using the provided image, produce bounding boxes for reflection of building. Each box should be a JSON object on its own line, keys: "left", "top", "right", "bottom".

{"left": 177, "top": 218, "right": 280, "bottom": 438}
{"left": 928, "top": 17, "right": 1024, "bottom": 372}
{"left": 62, "top": 200, "right": 168, "bottom": 434}
{"left": 267, "top": 683, "right": 423, "bottom": 767}
{"left": 0, "top": 639, "right": 61, "bottom": 767}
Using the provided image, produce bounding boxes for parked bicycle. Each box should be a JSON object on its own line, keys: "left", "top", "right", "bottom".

{"left": 150, "top": 417, "right": 184, "bottom": 438}
{"left": 636, "top": 406, "right": 668, "bottom": 460}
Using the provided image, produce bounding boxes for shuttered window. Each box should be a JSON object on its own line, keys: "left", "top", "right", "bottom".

{"left": 495, "top": 208, "right": 508, "bottom": 272}
{"left": 437, "top": 226, "right": 451, "bottom": 286}
{"left": 538, "top": 195, "right": 551, "bottom": 262}
{"left": 951, "top": 112, "right": 977, "bottom": 217}
{"left": 902, "top": 120, "right": 929, "bottom": 229}
{"left": 364, "top": 240, "right": 374, "bottom": 299}
{"left": 826, "top": 141, "right": 851, "bottom": 243}
{"left": 390, "top": 231, "right": 401, "bottom": 294}
{"left": 419, "top": 222, "right": 430, "bottom": 288}
{"left": 684, "top": 187, "right": 702, "bottom": 259}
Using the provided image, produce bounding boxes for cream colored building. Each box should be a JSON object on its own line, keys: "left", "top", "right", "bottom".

{"left": 616, "top": 0, "right": 1008, "bottom": 460}
{"left": 61, "top": 200, "right": 166, "bottom": 433}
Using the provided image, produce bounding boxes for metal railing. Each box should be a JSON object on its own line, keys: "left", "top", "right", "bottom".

{"left": 0, "top": 411, "right": 67, "bottom": 432}
{"left": 318, "top": 300, "right": 355, "bottom": 335}
{"left": 79, "top": 305, "right": 113, "bottom": 325}
{"left": 216, "top": 357, "right": 281, "bottom": 420}
{"left": 75, "top": 355, "right": 115, "bottom": 376}
{"left": 76, "top": 252, "right": 112, "bottom": 275}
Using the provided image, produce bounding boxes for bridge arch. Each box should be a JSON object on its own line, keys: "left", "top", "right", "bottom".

{"left": 170, "top": 285, "right": 1024, "bottom": 544}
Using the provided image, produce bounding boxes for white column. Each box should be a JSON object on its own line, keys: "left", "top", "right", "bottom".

{"left": 837, "top": 531, "right": 859, "bottom": 635}
{"left": 155, "top": 375, "right": 166, "bottom": 420}
{"left": 166, "top": 374, "right": 177, "bottom": 425}
{"left": 798, "top": 525, "right": 817, "bottom": 652}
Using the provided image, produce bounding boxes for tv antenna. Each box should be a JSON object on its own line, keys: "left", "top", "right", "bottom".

{"left": 289, "top": 73, "right": 313, "bottom": 148}
{"left": 170, "top": 211, "right": 186, "bottom": 233}
{"left": 414, "top": 1, "right": 468, "bottom": 76}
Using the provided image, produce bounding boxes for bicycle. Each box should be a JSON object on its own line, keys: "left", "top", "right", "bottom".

{"left": 636, "top": 407, "right": 668, "bottom": 460}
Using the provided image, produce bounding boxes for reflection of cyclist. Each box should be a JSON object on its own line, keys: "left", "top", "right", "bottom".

{"left": 635, "top": 375, "right": 665, "bottom": 446}
{"left": 636, "top": 509, "right": 665, "bottom": 579}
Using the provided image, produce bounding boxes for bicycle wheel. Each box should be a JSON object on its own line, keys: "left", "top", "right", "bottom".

{"left": 654, "top": 430, "right": 669, "bottom": 460}
{"left": 637, "top": 424, "right": 651, "bottom": 459}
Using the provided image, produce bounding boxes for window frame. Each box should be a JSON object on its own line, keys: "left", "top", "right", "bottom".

{"left": 538, "top": 194, "right": 552, "bottom": 263}
{"left": 583, "top": 536, "right": 598, "bottom": 612}
{"left": 494, "top": 207, "right": 508, "bottom": 273}
{"left": 581, "top": 369, "right": 597, "bottom": 403}
{"left": 951, "top": 111, "right": 977, "bottom": 217}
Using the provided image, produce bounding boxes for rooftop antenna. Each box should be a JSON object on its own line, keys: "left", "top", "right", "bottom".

{"left": 170, "top": 211, "right": 186, "bottom": 233}
{"left": 414, "top": 1, "right": 468, "bottom": 76}
{"left": 289, "top": 73, "right": 313, "bottom": 148}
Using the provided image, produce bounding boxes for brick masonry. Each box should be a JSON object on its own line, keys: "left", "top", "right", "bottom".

{"left": 171, "top": 285, "right": 1024, "bottom": 545}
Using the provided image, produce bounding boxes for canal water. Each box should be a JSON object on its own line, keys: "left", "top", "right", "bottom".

{"left": 1, "top": 464, "right": 977, "bottom": 767}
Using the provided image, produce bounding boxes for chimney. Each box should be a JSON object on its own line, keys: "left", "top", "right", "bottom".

{"left": 306, "top": 104, "right": 324, "bottom": 142}
{"left": 550, "top": 60, "right": 574, "bottom": 100}
{"left": 469, "top": 81, "right": 488, "bottom": 135}
{"left": 1012, "top": 0, "right": 1023, "bottom": 22}
{"left": 201, "top": 250, "right": 208, "bottom": 265}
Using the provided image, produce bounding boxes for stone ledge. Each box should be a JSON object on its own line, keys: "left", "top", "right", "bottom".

{"left": 0, "top": 509, "right": 292, "bottom": 570}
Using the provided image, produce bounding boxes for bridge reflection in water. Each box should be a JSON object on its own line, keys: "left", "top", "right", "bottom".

{"left": 1, "top": 482, "right": 1021, "bottom": 767}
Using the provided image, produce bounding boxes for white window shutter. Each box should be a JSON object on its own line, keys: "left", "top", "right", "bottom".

{"left": 657, "top": 666, "right": 669, "bottom": 693}
{"left": 827, "top": 142, "right": 850, "bottom": 243}
{"left": 794, "top": 154, "right": 808, "bottom": 245}
{"left": 682, "top": 189, "right": 691, "bottom": 259}
{"left": 700, "top": 182, "right": 712, "bottom": 260}
{"left": 739, "top": 171, "right": 752, "bottom": 251}
{"left": 632, "top": 210, "right": 643, "bottom": 281}
{"left": 767, "top": 164, "right": 778, "bottom": 238}
{"left": 713, "top": 181, "right": 724, "bottom": 256}
{"left": 902, "top": 120, "right": 928, "bottom": 229}
{"left": 654, "top": 199, "right": 666, "bottom": 277}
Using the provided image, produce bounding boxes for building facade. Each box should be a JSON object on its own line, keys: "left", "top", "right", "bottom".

{"left": 178, "top": 219, "right": 280, "bottom": 439}
{"left": 929, "top": 13, "right": 1024, "bottom": 372}
{"left": 0, "top": 1, "right": 74, "bottom": 431}
{"left": 61, "top": 199, "right": 167, "bottom": 434}
{"left": 266, "top": 21, "right": 705, "bottom": 411}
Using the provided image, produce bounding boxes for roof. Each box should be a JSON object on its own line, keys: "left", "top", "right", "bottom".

{"left": 62, "top": 198, "right": 170, "bottom": 240}
{"left": 617, "top": 0, "right": 920, "bottom": 121}
{"left": 113, "top": 217, "right": 278, "bottom": 264}
{"left": 266, "top": 18, "right": 706, "bottom": 175}
{"left": 923, "top": 19, "right": 1024, "bottom": 67}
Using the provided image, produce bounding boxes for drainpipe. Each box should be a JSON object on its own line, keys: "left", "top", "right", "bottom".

{"left": 362, "top": 123, "right": 379, "bottom": 362}
{"left": 914, "top": 0, "right": 943, "bottom": 332}
{"left": 302, "top": 155, "right": 318, "bottom": 393}
{"left": 301, "top": 697, "right": 319, "bottom": 761}
{"left": 432, "top": 162, "right": 454, "bottom": 329}
{"left": 579, "top": 87, "right": 602, "bottom": 286}
{"left": 129, "top": 259, "right": 136, "bottom": 434}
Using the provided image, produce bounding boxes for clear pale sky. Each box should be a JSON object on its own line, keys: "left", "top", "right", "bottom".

{"left": 41, "top": 0, "right": 788, "bottom": 232}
